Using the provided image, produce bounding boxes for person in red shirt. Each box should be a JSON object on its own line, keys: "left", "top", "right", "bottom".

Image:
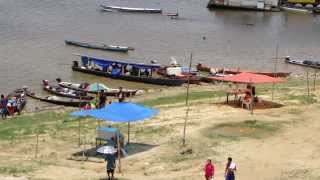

{"left": 204, "top": 159, "right": 215, "bottom": 180}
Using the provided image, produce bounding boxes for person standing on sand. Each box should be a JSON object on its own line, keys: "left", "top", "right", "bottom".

{"left": 105, "top": 153, "right": 116, "bottom": 180}
{"left": 225, "top": 157, "right": 237, "bottom": 180}
{"left": 204, "top": 159, "right": 215, "bottom": 180}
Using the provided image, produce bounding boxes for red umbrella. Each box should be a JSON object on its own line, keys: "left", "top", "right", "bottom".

{"left": 217, "top": 72, "right": 283, "bottom": 84}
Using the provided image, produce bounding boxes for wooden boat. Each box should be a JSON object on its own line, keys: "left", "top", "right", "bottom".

{"left": 71, "top": 55, "right": 186, "bottom": 86}
{"left": 196, "top": 63, "right": 291, "bottom": 78}
{"left": 42, "top": 80, "right": 94, "bottom": 100}
{"left": 56, "top": 80, "right": 143, "bottom": 97}
{"left": 162, "top": 12, "right": 179, "bottom": 17}
{"left": 65, "top": 40, "right": 134, "bottom": 53}
{"left": 313, "top": 8, "right": 320, "bottom": 13}
{"left": 280, "top": 5, "right": 312, "bottom": 13}
{"left": 7, "top": 88, "right": 27, "bottom": 115}
{"left": 285, "top": 57, "right": 320, "bottom": 69}
{"left": 25, "top": 88, "right": 91, "bottom": 107}
{"left": 157, "top": 67, "right": 201, "bottom": 84}
{"left": 100, "top": 5, "right": 162, "bottom": 13}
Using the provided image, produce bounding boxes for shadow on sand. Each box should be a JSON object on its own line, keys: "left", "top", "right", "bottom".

{"left": 215, "top": 99, "right": 284, "bottom": 110}
{"left": 72, "top": 142, "right": 158, "bottom": 159}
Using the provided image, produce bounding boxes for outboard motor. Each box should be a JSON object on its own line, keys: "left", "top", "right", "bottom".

{"left": 285, "top": 56, "right": 290, "bottom": 62}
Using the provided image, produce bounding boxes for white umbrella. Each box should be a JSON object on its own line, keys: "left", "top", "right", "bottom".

{"left": 96, "top": 145, "right": 117, "bottom": 154}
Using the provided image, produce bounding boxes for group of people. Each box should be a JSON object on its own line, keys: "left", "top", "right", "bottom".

{"left": 83, "top": 87, "right": 127, "bottom": 110}
{"left": 0, "top": 93, "right": 25, "bottom": 119}
{"left": 204, "top": 157, "right": 237, "bottom": 180}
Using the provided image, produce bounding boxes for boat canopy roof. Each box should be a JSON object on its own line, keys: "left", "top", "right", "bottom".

{"left": 81, "top": 55, "right": 161, "bottom": 69}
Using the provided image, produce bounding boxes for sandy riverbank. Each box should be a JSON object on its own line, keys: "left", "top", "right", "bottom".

{"left": 0, "top": 77, "right": 320, "bottom": 180}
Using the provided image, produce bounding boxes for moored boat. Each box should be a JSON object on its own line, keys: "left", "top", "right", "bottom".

{"left": 25, "top": 88, "right": 91, "bottom": 107}
{"left": 157, "top": 66, "right": 201, "bottom": 84}
{"left": 65, "top": 40, "right": 134, "bottom": 52}
{"left": 285, "top": 56, "right": 320, "bottom": 69}
{"left": 280, "top": 5, "right": 313, "bottom": 13}
{"left": 42, "top": 80, "right": 94, "bottom": 100}
{"left": 56, "top": 79, "right": 143, "bottom": 97}
{"left": 196, "top": 63, "right": 291, "bottom": 78}
{"left": 71, "top": 55, "right": 186, "bottom": 86}
{"left": 100, "top": 5, "right": 162, "bottom": 13}
{"left": 7, "top": 88, "right": 27, "bottom": 115}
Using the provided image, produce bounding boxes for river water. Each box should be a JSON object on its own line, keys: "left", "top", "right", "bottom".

{"left": 1, "top": 0, "right": 320, "bottom": 96}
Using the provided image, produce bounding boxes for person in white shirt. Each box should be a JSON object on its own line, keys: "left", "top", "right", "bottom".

{"left": 225, "top": 157, "right": 237, "bottom": 180}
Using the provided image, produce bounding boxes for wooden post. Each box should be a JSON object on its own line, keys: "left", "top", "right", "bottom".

{"left": 272, "top": 42, "right": 279, "bottom": 101}
{"left": 307, "top": 71, "right": 310, "bottom": 96}
{"left": 182, "top": 53, "right": 192, "bottom": 146}
{"left": 313, "top": 70, "right": 317, "bottom": 91}
{"left": 35, "top": 133, "right": 39, "bottom": 158}
{"left": 117, "top": 131, "right": 122, "bottom": 173}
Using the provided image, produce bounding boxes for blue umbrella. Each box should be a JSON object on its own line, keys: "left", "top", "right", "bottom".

{"left": 70, "top": 102, "right": 159, "bottom": 143}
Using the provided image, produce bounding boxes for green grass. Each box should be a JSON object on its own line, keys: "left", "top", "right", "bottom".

{"left": 282, "top": 94, "right": 317, "bottom": 104}
{"left": 0, "top": 165, "right": 34, "bottom": 174}
{"left": 203, "top": 120, "right": 281, "bottom": 140}
{"left": 141, "top": 91, "right": 224, "bottom": 107}
{"left": 0, "top": 111, "right": 98, "bottom": 141}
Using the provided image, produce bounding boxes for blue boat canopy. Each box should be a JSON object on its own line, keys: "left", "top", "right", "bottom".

{"left": 81, "top": 55, "right": 161, "bottom": 69}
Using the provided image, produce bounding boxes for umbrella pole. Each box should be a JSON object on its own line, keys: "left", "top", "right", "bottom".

{"left": 117, "top": 132, "right": 122, "bottom": 173}
{"left": 313, "top": 70, "right": 317, "bottom": 91}
{"left": 307, "top": 71, "right": 310, "bottom": 97}
{"left": 127, "top": 122, "right": 130, "bottom": 144}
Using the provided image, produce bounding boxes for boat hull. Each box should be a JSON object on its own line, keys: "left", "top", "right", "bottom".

{"left": 72, "top": 65, "right": 186, "bottom": 86}
{"left": 58, "top": 81, "right": 140, "bottom": 97}
{"left": 101, "top": 5, "right": 162, "bottom": 13}
{"left": 43, "top": 82, "right": 94, "bottom": 100}
{"left": 25, "top": 89, "right": 90, "bottom": 107}
{"left": 285, "top": 59, "right": 320, "bottom": 69}
{"left": 65, "top": 40, "right": 129, "bottom": 52}
{"left": 196, "top": 63, "right": 291, "bottom": 78}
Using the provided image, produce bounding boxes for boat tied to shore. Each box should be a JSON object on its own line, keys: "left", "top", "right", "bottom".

{"left": 42, "top": 80, "right": 94, "bottom": 100}
{"left": 280, "top": 5, "right": 313, "bottom": 13}
{"left": 285, "top": 56, "right": 320, "bottom": 69}
{"left": 56, "top": 79, "right": 143, "bottom": 97}
{"left": 197, "top": 63, "right": 291, "bottom": 78}
{"left": 24, "top": 88, "right": 91, "bottom": 107}
{"left": 100, "top": 5, "right": 162, "bottom": 13}
{"left": 71, "top": 55, "right": 186, "bottom": 86}
{"left": 65, "top": 40, "right": 134, "bottom": 53}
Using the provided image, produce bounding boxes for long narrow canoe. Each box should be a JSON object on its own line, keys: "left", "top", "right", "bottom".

{"left": 42, "top": 80, "right": 94, "bottom": 100}
{"left": 196, "top": 63, "right": 291, "bottom": 78}
{"left": 65, "top": 40, "right": 134, "bottom": 53}
{"left": 280, "top": 6, "right": 312, "bottom": 13}
{"left": 101, "top": 5, "right": 162, "bottom": 13}
{"left": 57, "top": 80, "right": 143, "bottom": 97}
{"left": 285, "top": 57, "right": 320, "bottom": 69}
{"left": 25, "top": 88, "right": 91, "bottom": 107}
